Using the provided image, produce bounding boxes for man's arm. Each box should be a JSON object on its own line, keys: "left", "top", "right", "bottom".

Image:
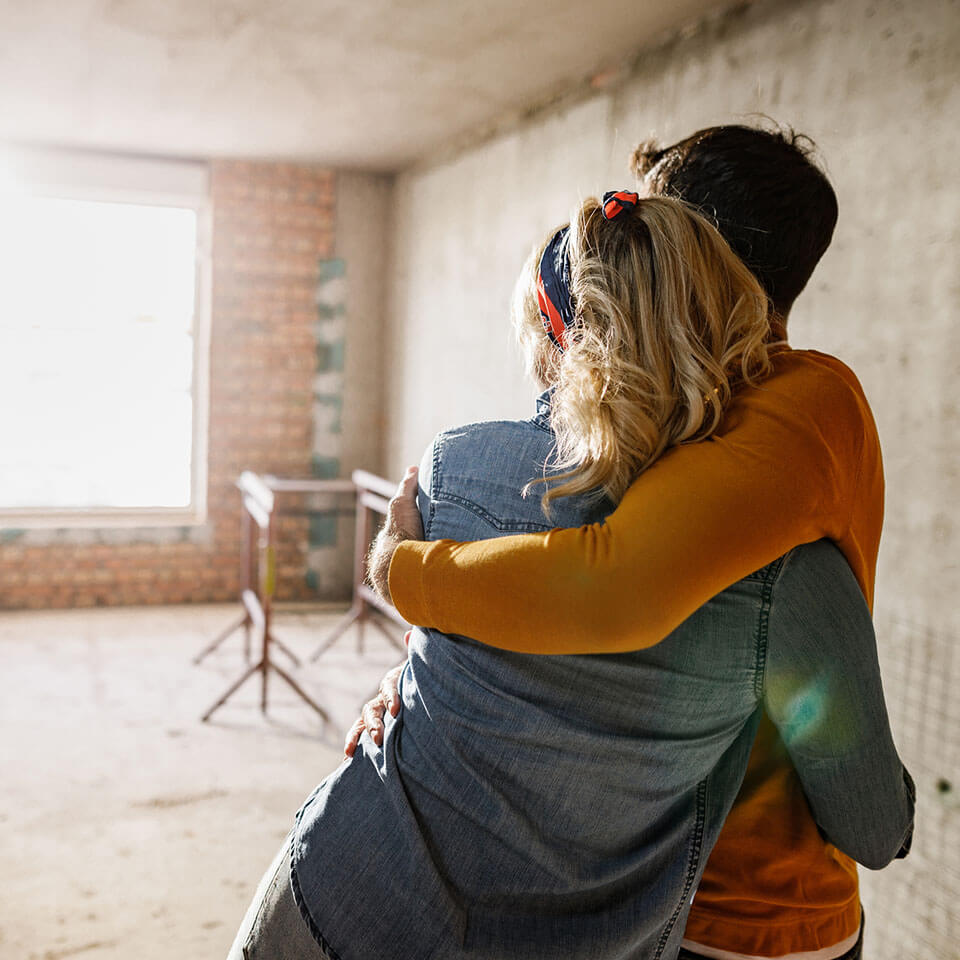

{"left": 384, "top": 351, "right": 877, "bottom": 654}
{"left": 764, "top": 540, "right": 914, "bottom": 869}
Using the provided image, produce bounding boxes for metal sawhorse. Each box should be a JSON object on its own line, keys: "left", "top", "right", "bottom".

{"left": 197, "top": 470, "right": 407, "bottom": 722}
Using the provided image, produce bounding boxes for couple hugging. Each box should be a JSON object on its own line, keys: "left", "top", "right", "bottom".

{"left": 230, "top": 124, "right": 915, "bottom": 960}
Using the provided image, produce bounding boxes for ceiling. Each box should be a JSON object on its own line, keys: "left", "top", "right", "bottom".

{"left": 0, "top": 0, "right": 730, "bottom": 172}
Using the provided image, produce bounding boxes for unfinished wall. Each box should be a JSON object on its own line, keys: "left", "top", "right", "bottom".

{"left": 335, "top": 172, "right": 391, "bottom": 481}
{"left": 385, "top": 0, "right": 959, "bottom": 954}
{"left": 303, "top": 171, "right": 392, "bottom": 598}
{"left": 0, "top": 161, "right": 389, "bottom": 608}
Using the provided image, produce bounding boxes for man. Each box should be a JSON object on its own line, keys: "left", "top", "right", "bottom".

{"left": 362, "top": 126, "right": 914, "bottom": 959}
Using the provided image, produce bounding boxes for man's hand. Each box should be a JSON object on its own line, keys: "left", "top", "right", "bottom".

{"left": 343, "top": 632, "right": 412, "bottom": 757}
{"left": 367, "top": 466, "right": 423, "bottom": 604}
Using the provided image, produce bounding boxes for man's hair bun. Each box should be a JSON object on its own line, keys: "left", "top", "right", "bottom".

{"left": 628, "top": 139, "right": 663, "bottom": 178}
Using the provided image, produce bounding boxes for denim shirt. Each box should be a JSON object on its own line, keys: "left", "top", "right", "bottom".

{"left": 291, "top": 392, "right": 913, "bottom": 960}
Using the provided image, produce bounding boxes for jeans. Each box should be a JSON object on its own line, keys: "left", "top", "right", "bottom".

{"left": 227, "top": 835, "right": 328, "bottom": 960}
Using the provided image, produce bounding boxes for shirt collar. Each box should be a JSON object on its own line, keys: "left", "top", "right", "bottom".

{"left": 533, "top": 388, "right": 553, "bottom": 430}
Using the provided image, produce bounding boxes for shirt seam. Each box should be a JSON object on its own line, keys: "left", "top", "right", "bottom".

{"left": 655, "top": 777, "right": 709, "bottom": 959}
{"left": 288, "top": 831, "right": 343, "bottom": 960}
{"left": 433, "top": 489, "right": 554, "bottom": 533}
{"left": 753, "top": 555, "right": 784, "bottom": 701}
{"left": 425, "top": 434, "right": 443, "bottom": 541}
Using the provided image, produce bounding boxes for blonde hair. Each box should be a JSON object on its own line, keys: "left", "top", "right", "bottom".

{"left": 513, "top": 195, "right": 778, "bottom": 514}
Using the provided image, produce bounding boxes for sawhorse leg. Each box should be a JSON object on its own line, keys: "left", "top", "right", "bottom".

{"left": 193, "top": 612, "right": 251, "bottom": 665}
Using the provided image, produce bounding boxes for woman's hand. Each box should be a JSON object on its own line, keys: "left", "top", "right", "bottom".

{"left": 367, "top": 467, "right": 423, "bottom": 604}
{"left": 343, "top": 632, "right": 412, "bottom": 757}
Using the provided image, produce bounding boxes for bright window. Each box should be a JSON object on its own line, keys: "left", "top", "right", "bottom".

{"left": 0, "top": 149, "right": 209, "bottom": 525}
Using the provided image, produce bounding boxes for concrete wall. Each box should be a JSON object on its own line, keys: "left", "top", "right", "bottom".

{"left": 384, "top": 0, "right": 959, "bottom": 954}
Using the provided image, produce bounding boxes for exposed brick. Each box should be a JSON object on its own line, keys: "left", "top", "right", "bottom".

{"left": 0, "top": 160, "right": 338, "bottom": 610}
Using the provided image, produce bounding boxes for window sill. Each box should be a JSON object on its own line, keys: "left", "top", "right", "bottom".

{"left": 0, "top": 508, "right": 206, "bottom": 531}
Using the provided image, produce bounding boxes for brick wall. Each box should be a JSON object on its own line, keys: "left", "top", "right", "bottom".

{"left": 0, "top": 161, "right": 340, "bottom": 609}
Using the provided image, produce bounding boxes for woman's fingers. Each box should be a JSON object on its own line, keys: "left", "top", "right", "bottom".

{"left": 342, "top": 697, "right": 387, "bottom": 757}
{"left": 343, "top": 716, "right": 365, "bottom": 758}
{"left": 343, "top": 663, "right": 406, "bottom": 756}
{"left": 362, "top": 695, "right": 388, "bottom": 746}
{"left": 381, "top": 663, "right": 404, "bottom": 717}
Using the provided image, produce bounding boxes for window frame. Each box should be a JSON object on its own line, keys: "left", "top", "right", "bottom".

{"left": 0, "top": 148, "right": 212, "bottom": 529}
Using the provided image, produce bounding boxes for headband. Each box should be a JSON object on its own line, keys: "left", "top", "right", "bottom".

{"left": 536, "top": 191, "right": 641, "bottom": 353}
{"left": 536, "top": 226, "right": 574, "bottom": 352}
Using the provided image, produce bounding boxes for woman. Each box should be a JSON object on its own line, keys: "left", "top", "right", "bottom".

{"left": 228, "top": 193, "right": 911, "bottom": 960}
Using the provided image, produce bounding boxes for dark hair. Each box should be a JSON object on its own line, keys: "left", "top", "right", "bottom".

{"left": 629, "top": 124, "right": 838, "bottom": 317}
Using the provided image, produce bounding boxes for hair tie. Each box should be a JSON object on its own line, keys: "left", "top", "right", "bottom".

{"left": 602, "top": 190, "right": 640, "bottom": 220}
{"left": 536, "top": 226, "right": 574, "bottom": 353}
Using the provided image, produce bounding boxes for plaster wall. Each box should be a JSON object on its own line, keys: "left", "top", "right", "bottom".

{"left": 336, "top": 171, "right": 392, "bottom": 479}
{"left": 385, "top": 0, "right": 960, "bottom": 953}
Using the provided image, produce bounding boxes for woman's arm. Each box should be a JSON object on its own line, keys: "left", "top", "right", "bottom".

{"left": 387, "top": 351, "right": 880, "bottom": 654}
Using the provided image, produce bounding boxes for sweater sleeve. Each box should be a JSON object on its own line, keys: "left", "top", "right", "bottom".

{"left": 388, "top": 351, "right": 871, "bottom": 654}
{"left": 764, "top": 541, "right": 914, "bottom": 869}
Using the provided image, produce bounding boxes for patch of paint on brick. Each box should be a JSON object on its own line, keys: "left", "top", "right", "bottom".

{"left": 311, "top": 455, "right": 340, "bottom": 479}
{"left": 312, "top": 256, "right": 346, "bottom": 563}
{"left": 313, "top": 394, "right": 343, "bottom": 433}
{"left": 314, "top": 316, "right": 346, "bottom": 345}
{"left": 309, "top": 513, "right": 338, "bottom": 547}
{"left": 315, "top": 338, "right": 346, "bottom": 373}
{"left": 0, "top": 529, "right": 26, "bottom": 543}
{"left": 305, "top": 568, "right": 319, "bottom": 592}
{"left": 316, "top": 275, "right": 347, "bottom": 311}
{"left": 317, "top": 258, "right": 346, "bottom": 283}
{"left": 316, "top": 341, "right": 332, "bottom": 371}
{"left": 312, "top": 426, "right": 339, "bottom": 458}
{"left": 313, "top": 371, "right": 341, "bottom": 397}
{"left": 316, "top": 301, "right": 346, "bottom": 320}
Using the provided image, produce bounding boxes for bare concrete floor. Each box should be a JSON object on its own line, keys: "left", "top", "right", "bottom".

{"left": 0, "top": 603, "right": 405, "bottom": 960}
